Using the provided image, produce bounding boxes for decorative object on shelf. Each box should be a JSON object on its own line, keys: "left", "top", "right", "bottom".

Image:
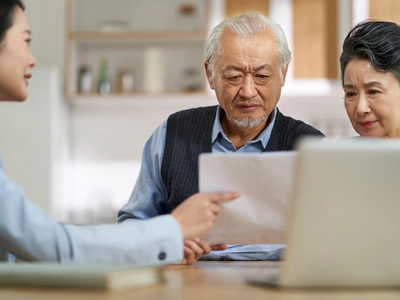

{"left": 182, "top": 67, "right": 202, "bottom": 92}
{"left": 98, "top": 20, "right": 130, "bottom": 32}
{"left": 144, "top": 47, "right": 165, "bottom": 93}
{"left": 77, "top": 65, "right": 93, "bottom": 93}
{"left": 65, "top": 0, "right": 209, "bottom": 99}
{"left": 117, "top": 68, "right": 134, "bottom": 93}
{"left": 98, "top": 58, "right": 111, "bottom": 95}
{"left": 179, "top": 4, "right": 196, "bottom": 15}
{"left": 177, "top": 3, "right": 197, "bottom": 30}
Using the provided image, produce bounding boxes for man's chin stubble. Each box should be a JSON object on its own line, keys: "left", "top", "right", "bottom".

{"left": 229, "top": 115, "right": 268, "bottom": 129}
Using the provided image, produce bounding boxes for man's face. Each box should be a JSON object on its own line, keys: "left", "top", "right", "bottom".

{"left": 205, "top": 29, "right": 288, "bottom": 133}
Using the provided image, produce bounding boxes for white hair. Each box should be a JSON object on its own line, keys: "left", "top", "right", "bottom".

{"left": 205, "top": 12, "right": 291, "bottom": 79}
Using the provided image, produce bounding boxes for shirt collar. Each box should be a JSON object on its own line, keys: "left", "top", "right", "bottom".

{"left": 211, "top": 106, "right": 277, "bottom": 149}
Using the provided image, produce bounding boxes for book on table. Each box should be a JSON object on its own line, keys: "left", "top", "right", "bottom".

{"left": 0, "top": 263, "right": 163, "bottom": 290}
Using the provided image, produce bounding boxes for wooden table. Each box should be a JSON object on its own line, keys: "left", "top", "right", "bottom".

{"left": 0, "top": 261, "right": 399, "bottom": 300}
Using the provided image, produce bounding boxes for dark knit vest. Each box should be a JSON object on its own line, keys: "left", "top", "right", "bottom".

{"left": 161, "top": 105, "right": 324, "bottom": 213}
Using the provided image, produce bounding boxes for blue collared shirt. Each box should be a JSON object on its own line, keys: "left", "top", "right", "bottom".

{"left": 118, "top": 106, "right": 286, "bottom": 260}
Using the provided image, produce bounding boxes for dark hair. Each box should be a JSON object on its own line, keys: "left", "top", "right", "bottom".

{"left": 0, "top": 0, "right": 25, "bottom": 44}
{"left": 340, "top": 20, "right": 400, "bottom": 85}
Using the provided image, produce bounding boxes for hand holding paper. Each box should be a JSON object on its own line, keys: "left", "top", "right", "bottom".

{"left": 199, "top": 152, "right": 297, "bottom": 245}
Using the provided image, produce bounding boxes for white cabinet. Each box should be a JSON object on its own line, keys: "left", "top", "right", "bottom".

{"left": 65, "top": 0, "right": 209, "bottom": 99}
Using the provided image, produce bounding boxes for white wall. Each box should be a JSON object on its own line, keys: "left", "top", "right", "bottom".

{"left": 0, "top": 67, "right": 71, "bottom": 221}
{"left": 24, "top": 0, "right": 66, "bottom": 72}
{"left": 0, "top": 69, "right": 52, "bottom": 211}
{"left": 69, "top": 95, "right": 217, "bottom": 223}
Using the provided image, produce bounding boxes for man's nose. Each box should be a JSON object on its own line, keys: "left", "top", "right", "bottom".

{"left": 238, "top": 75, "right": 258, "bottom": 99}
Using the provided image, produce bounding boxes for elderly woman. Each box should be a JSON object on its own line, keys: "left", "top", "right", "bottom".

{"left": 0, "top": 0, "right": 239, "bottom": 264}
{"left": 340, "top": 20, "right": 400, "bottom": 138}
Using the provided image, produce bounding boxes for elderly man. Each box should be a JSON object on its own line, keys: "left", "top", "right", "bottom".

{"left": 118, "top": 12, "right": 324, "bottom": 262}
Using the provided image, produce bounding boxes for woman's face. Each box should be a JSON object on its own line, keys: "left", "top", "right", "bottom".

{"left": 0, "top": 6, "right": 36, "bottom": 101}
{"left": 343, "top": 58, "right": 400, "bottom": 138}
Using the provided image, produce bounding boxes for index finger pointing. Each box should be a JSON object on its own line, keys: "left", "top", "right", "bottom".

{"left": 207, "top": 192, "right": 241, "bottom": 203}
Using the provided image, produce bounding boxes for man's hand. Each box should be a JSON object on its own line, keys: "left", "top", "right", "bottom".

{"left": 171, "top": 192, "right": 240, "bottom": 240}
{"left": 181, "top": 239, "right": 229, "bottom": 264}
{"left": 181, "top": 238, "right": 210, "bottom": 264}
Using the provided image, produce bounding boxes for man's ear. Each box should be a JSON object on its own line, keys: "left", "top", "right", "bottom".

{"left": 204, "top": 61, "right": 215, "bottom": 90}
{"left": 281, "top": 63, "right": 289, "bottom": 86}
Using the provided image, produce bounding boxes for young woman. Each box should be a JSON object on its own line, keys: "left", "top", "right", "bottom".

{"left": 0, "top": 0, "right": 239, "bottom": 264}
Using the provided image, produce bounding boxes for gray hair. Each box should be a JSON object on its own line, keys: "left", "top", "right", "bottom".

{"left": 340, "top": 20, "right": 400, "bottom": 85}
{"left": 205, "top": 12, "right": 291, "bottom": 79}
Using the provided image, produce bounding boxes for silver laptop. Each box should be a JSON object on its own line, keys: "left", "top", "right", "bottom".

{"left": 246, "top": 138, "right": 400, "bottom": 288}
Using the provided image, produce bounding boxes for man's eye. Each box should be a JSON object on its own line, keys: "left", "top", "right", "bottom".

{"left": 227, "top": 75, "right": 242, "bottom": 84}
{"left": 254, "top": 74, "right": 269, "bottom": 84}
{"left": 345, "top": 91, "right": 356, "bottom": 99}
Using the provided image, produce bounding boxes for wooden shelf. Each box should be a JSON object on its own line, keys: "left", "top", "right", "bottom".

{"left": 66, "top": 92, "right": 217, "bottom": 109}
{"left": 65, "top": 0, "right": 209, "bottom": 99}
{"left": 68, "top": 30, "right": 207, "bottom": 41}
{"left": 67, "top": 91, "right": 208, "bottom": 100}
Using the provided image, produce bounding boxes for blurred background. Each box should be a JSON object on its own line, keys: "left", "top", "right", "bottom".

{"left": 0, "top": 0, "right": 398, "bottom": 224}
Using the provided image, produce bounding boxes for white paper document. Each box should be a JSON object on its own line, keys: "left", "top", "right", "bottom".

{"left": 199, "top": 152, "right": 297, "bottom": 245}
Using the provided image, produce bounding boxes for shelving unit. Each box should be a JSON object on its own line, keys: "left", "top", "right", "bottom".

{"left": 64, "top": 0, "right": 209, "bottom": 100}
